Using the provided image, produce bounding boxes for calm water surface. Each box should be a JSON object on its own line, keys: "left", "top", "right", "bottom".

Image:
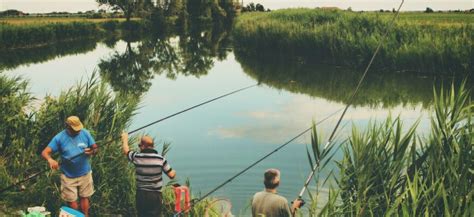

{"left": 4, "top": 40, "right": 433, "bottom": 215}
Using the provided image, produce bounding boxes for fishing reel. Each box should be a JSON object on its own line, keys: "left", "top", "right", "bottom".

{"left": 291, "top": 198, "right": 305, "bottom": 208}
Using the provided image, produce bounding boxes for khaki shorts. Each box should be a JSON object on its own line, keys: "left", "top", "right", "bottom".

{"left": 60, "top": 172, "right": 94, "bottom": 202}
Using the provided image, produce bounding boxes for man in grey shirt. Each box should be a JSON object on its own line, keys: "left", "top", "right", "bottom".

{"left": 252, "top": 169, "right": 302, "bottom": 217}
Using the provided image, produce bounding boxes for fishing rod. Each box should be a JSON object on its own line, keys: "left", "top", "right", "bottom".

{"left": 174, "top": 108, "right": 344, "bottom": 215}
{"left": 0, "top": 83, "right": 257, "bottom": 195}
{"left": 0, "top": 169, "right": 47, "bottom": 194}
{"left": 295, "top": 0, "right": 405, "bottom": 204}
{"left": 67, "top": 83, "right": 258, "bottom": 163}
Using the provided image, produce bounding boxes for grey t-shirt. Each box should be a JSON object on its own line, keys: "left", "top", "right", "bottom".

{"left": 252, "top": 191, "right": 291, "bottom": 217}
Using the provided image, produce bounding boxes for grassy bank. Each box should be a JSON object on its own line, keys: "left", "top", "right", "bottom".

{"left": 381, "top": 12, "right": 474, "bottom": 25}
{"left": 0, "top": 75, "right": 216, "bottom": 216}
{"left": 0, "top": 17, "right": 134, "bottom": 25}
{"left": 233, "top": 9, "right": 473, "bottom": 73}
{"left": 0, "top": 19, "right": 146, "bottom": 49}
{"left": 304, "top": 82, "right": 473, "bottom": 216}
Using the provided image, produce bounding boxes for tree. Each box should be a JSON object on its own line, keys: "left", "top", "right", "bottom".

{"left": 99, "top": 41, "right": 155, "bottom": 96}
{"left": 96, "top": 0, "right": 145, "bottom": 22}
{"left": 425, "top": 7, "right": 434, "bottom": 13}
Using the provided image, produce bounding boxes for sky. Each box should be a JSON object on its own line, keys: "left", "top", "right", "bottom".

{"left": 1, "top": 0, "right": 472, "bottom": 13}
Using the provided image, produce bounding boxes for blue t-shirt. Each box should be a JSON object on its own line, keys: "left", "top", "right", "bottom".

{"left": 48, "top": 129, "right": 96, "bottom": 178}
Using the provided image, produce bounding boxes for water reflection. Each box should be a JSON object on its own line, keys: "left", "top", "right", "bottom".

{"left": 2, "top": 8, "right": 469, "bottom": 108}
{"left": 98, "top": 21, "right": 233, "bottom": 96}
{"left": 0, "top": 39, "right": 99, "bottom": 72}
{"left": 98, "top": 41, "right": 155, "bottom": 96}
{"left": 234, "top": 50, "right": 472, "bottom": 108}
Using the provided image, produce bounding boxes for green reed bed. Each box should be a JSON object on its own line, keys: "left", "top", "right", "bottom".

{"left": 0, "top": 20, "right": 146, "bottom": 49}
{"left": 0, "top": 74, "right": 139, "bottom": 215}
{"left": 381, "top": 12, "right": 474, "bottom": 25}
{"left": 0, "top": 75, "right": 216, "bottom": 216}
{"left": 304, "top": 82, "right": 473, "bottom": 216}
{"left": 233, "top": 9, "right": 473, "bottom": 73}
{"left": 0, "top": 22, "right": 100, "bottom": 49}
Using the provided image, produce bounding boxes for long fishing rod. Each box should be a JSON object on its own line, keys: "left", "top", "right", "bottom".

{"left": 295, "top": 0, "right": 405, "bottom": 202}
{"left": 0, "top": 169, "right": 46, "bottom": 194}
{"left": 174, "top": 108, "right": 344, "bottom": 215}
{"left": 0, "top": 83, "right": 257, "bottom": 195}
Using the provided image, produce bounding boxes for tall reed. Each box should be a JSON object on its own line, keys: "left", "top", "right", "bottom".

{"left": 0, "top": 74, "right": 221, "bottom": 216}
{"left": 0, "top": 22, "right": 100, "bottom": 49}
{"left": 233, "top": 9, "right": 473, "bottom": 73}
{"left": 0, "top": 20, "right": 147, "bottom": 49}
{"left": 304, "top": 81, "right": 473, "bottom": 216}
{"left": 0, "top": 74, "right": 140, "bottom": 215}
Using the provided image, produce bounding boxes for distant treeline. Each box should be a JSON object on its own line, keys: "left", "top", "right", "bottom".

{"left": 233, "top": 9, "right": 473, "bottom": 74}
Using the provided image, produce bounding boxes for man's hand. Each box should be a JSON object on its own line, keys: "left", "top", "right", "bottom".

{"left": 47, "top": 159, "right": 59, "bottom": 170}
{"left": 84, "top": 148, "right": 93, "bottom": 155}
{"left": 85, "top": 144, "right": 99, "bottom": 156}
{"left": 292, "top": 199, "right": 303, "bottom": 208}
{"left": 291, "top": 198, "right": 304, "bottom": 216}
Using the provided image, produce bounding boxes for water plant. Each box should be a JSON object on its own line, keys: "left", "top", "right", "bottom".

{"left": 304, "top": 81, "right": 473, "bottom": 216}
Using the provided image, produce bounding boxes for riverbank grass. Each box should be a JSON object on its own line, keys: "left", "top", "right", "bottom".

{"left": 233, "top": 9, "right": 473, "bottom": 73}
{"left": 0, "top": 17, "right": 137, "bottom": 25}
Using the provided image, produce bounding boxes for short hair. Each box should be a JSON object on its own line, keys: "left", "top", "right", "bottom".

{"left": 140, "top": 136, "right": 154, "bottom": 148}
{"left": 264, "top": 169, "right": 280, "bottom": 189}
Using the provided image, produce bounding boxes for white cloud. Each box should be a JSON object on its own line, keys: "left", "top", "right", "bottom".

{"left": 209, "top": 94, "right": 430, "bottom": 144}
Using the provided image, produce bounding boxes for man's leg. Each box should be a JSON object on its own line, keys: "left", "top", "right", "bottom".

{"left": 136, "top": 189, "right": 161, "bottom": 217}
{"left": 78, "top": 172, "right": 94, "bottom": 216}
{"left": 61, "top": 174, "right": 79, "bottom": 210}
{"left": 80, "top": 197, "right": 90, "bottom": 217}
{"left": 69, "top": 201, "right": 79, "bottom": 210}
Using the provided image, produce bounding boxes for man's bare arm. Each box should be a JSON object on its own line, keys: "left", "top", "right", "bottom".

{"left": 42, "top": 147, "right": 59, "bottom": 170}
{"left": 121, "top": 132, "right": 130, "bottom": 156}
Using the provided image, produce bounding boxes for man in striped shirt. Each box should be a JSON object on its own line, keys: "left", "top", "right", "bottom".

{"left": 121, "top": 132, "right": 176, "bottom": 217}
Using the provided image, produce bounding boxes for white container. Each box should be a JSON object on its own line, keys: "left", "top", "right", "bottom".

{"left": 27, "top": 206, "right": 46, "bottom": 213}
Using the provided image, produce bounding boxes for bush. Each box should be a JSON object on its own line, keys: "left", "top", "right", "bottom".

{"left": 120, "top": 20, "right": 146, "bottom": 33}
{"left": 101, "top": 20, "right": 119, "bottom": 32}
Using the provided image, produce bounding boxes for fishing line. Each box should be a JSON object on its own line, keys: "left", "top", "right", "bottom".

{"left": 175, "top": 108, "right": 344, "bottom": 215}
{"left": 0, "top": 83, "right": 257, "bottom": 195}
{"left": 296, "top": 0, "right": 405, "bottom": 201}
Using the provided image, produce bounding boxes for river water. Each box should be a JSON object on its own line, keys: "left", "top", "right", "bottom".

{"left": 2, "top": 34, "right": 444, "bottom": 215}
